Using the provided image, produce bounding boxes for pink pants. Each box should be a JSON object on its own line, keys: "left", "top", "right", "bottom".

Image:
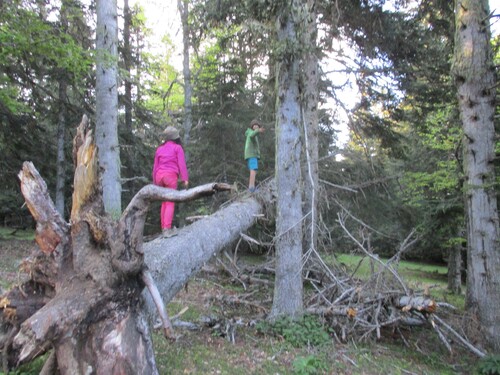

{"left": 156, "top": 171, "right": 178, "bottom": 229}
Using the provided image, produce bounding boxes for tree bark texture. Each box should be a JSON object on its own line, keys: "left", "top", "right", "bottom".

{"left": 452, "top": 0, "right": 500, "bottom": 350}
{"left": 300, "top": 0, "right": 320, "bottom": 255}
{"left": 123, "top": 0, "right": 133, "bottom": 134}
{"left": 141, "top": 192, "right": 268, "bottom": 319}
{"left": 55, "top": 79, "right": 67, "bottom": 218}
{"left": 96, "top": 0, "right": 121, "bottom": 216}
{"left": 270, "top": 0, "right": 304, "bottom": 320}
{"left": 55, "top": 0, "right": 72, "bottom": 218}
{"left": 6, "top": 117, "right": 158, "bottom": 373}
{"left": 447, "top": 241, "right": 463, "bottom": 294}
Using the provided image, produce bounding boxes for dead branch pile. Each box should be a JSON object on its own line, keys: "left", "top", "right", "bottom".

{"left": 207, "top": 210, "right": 486, "bottom": 358}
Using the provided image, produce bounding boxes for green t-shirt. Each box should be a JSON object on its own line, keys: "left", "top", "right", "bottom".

{"left": 244, "top": 128, "right": 261, "bottom": 160}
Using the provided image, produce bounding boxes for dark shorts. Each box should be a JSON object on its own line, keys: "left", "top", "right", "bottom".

{"left": 247, "top": 157, "right": 259, "bottom": 170}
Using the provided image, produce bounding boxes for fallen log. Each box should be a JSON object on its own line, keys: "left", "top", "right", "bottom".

{"left": 395, "top": 296, "right": 437, "bottom": 314}
{"left": 141, "top": 189, "right": 271, "bottom": 320}
{"left": 0, "top": 115, "right": 252, "bottom": 374}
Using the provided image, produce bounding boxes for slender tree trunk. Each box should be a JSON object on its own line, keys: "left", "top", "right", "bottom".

{"left": 123, "top": 0, "right": 133, "bottom": 134}
{"left": 55, "top": 80, "right": 67, "bottom": 218}
{"left": 447, "top": 240, "right": 462, "bottom": 294}
{"left": 269, "top": 0, "right": 304, "bottom": 320}
{"left": 452, "top": 0, "right": 500, "bottom": 350}
{"left": 301, "top": 0, "right": 319, "bottom": 255}
{"left": 96, "top": 0, "right": 121, "bottom": 216}
{"left": 55, "top": 1, "right": 71, "bottom": 218}
{"left": 178, "top": 0, "right": 193, "bottom": 152}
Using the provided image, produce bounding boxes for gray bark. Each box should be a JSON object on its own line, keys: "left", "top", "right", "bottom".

{"left": 55, "top": 80, "right": 67, "bottom": 218}
{"left": 55, "top": 1, "right": 71, "bottom": 218}
{"left": 269, "top": 0, "right": 304, "bottom": 320}
{"left": 123, "top": 0, "right": 133, "bottom": 134}
{"left": 301, "top": 0, "right": 320, "bottom": 255}
{"left": 96, "top": 0, "right": 121, "bottom": 216}
{"left": 452, "top": 0, "right": 500, "bottom": 350}
{"left": 142, "top": 192, "right": 268, "bottom": 319}
{"left": 447, "top": 230, "right": 463, "bottom": 294}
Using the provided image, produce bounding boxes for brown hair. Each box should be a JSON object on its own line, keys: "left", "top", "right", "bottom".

{"left": 249, "top": 119, "right": 261, "bottom": 129}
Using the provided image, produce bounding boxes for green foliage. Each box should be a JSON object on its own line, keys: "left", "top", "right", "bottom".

{"left": 184, "top": 0, "right": 277, "bottom": 191}
{"left": 0, "top": 354, "right": 45, "bottom": 375}
{"left": 0, "top": 226, "right": 34, "bottom": 241}
{"left": 477, "top": 355, "right": 500, "bottom": 375}
{"left": 0, "top": 0, "right": 94, "bottom": 225}
{"left": 257, "top": 315, "right": 331, "bottom": 348}
{"left": 292, "top": 355, "right": 327, "bottom": 375}
{"left": 325, "top": 0, "right": 461, "bottom": 263}
{"left": 138, "top": 47, "right": 184, "bottom": 116}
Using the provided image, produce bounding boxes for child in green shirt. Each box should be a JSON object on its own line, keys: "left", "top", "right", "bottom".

{"left": 244, "top": 119, "right": 265, "bottom": 192}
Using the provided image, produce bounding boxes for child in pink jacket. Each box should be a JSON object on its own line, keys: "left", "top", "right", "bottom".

{"left": 152, "top": 126, "right": 189, "bottom": 237}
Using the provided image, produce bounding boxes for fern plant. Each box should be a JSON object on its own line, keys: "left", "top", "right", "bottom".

{"left": 477, "top": 355, "right": 500, "bottom": 375}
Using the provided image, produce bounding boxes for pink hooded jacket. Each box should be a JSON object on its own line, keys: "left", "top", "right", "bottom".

{"left": 152, "top": 141, "right": 189, "bottom": 184}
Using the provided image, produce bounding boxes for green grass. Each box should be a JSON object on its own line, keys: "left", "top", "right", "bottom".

{"left": 0, "top": 228, "right": 35, "bottom": 291}
{"left": 336, "top": 253, "right": 448, "bottom": 281}
{"left": 151, "top": 266, "right": 475, "bottom": 375}
{"left": 0, "top": 226, "right": 34, "bottom": 240}
{"left": 152, "top": 319, "right": 478, "bottom": 374}
{"left": 0, "top": 355, "right": 46, "bottom": 375}
{"left": 154, "top": 328, "right": 292, "bottom": 374}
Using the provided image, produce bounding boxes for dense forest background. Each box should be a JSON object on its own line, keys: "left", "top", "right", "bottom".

{"left": 0, "top": 0, "right": 498, "bottom": 267}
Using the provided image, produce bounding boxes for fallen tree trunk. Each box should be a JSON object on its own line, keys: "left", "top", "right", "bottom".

{"left": 141, "top": 193, "right": 269, "bottom": 320}
{"left": 0, "top": 116, "right": 256, "bottom": 374}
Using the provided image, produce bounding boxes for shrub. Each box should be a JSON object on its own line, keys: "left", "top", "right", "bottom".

{"left": 293, "top": 355, "right": 328, "bottom": 375}
{"left": 477, "top": 355, "right": 500, "bottom": 375}
{"left": 257, "top": 314, "right": 331, "bottom": 348}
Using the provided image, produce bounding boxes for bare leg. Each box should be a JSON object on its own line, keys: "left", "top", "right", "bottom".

{"left": 249, "top": 170, "right": 257, "bottom": 189}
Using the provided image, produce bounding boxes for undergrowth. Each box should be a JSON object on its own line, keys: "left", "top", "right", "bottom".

{"left": 256, "top": 314, "right": 331, "bottom": 348}
{"left": 477, "top": 355, "right": 500, "bottom": 375}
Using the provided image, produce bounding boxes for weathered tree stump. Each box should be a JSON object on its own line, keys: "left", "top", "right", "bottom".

{"left": 0, "top": 116, "right": 244, "bottom": 373}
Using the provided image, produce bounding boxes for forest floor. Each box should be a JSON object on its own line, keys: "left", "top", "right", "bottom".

{"left": 0, "top": 235, "right": 488, "bottom": 375}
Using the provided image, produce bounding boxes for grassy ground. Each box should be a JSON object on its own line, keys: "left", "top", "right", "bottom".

{"left": 0, "top": 229, "right": 488, "bottom": 374}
